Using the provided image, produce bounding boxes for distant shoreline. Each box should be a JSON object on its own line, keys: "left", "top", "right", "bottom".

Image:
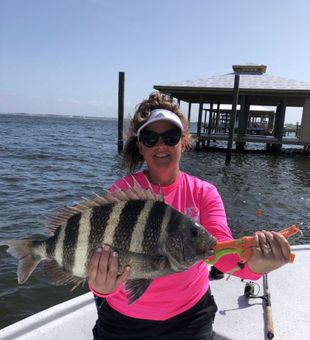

{"left": 0, "top": 112, "right": 119, "bottom": 120}
{"left": 0, "top": 112, "right": 298, "bottom": 128}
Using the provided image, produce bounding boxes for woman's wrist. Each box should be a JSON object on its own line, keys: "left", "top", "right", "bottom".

{"left": 88, "top": 281, "right": 122, "bottom": 298}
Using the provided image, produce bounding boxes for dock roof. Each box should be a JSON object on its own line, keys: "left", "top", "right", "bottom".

{"left": 154, "top": 65, "right": 310, "bottom": 106}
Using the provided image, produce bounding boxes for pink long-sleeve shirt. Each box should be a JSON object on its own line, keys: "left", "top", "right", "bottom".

{"left": 90, "top": 171, "right": 261, "bottom": 320}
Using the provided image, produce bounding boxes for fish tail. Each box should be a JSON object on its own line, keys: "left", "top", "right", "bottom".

{"left": 2, "top": 240, "right": 41, "bottom": 284}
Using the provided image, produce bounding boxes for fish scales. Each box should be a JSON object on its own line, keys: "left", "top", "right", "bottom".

{"left": 46, "top": 227, "right": 61, "bottom": 258}
{"left": 142, "top": 201, "right": 169, "bottom": 254}
{"left": 54, "top": 223, "right": 66, "bottom": 267}
{"left": 88, "top": 203, "right": 115, "bottom": 253}
{"left": 72, "top": 210, "right": 92, "bottom": 277}
{"left": 167, "top": 208, "right": 185, "bottom": 233}
{"left": 112, "top": 200, "right": 146, "bottom": 251}
{"left": 102, "top": 201, "right": 127, "bottom": 246}
{"left": 62, "top": 213, "right": 82, "bottom": 272}
{"left": 129, "top": 200, "right": 156, "bottom": 253}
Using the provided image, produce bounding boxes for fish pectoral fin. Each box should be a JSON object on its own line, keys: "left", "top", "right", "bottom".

{"left": 125, "top": 279, "right": 152, "bottom": 304}
{"left": 43, "top": 260, "right": 85, "bottom": 290}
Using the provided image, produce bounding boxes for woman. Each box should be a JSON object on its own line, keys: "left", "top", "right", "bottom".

{"left": 88, "top": 92, "right": 291, "bottom": 339}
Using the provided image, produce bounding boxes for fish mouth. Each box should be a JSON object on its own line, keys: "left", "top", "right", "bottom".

{"left": 204, "top": 242, "right": 217, "bottom": 261}
{"left": 195, "top": 247, "right": 215, "bottom": 263}
{"left": 205, "top": 246, "right": 215, "bottom": 258}
{"left": 181, "top": 244, "right": 215, "bottom": 264}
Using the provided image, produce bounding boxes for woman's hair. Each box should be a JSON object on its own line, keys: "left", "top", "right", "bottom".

{"left": 122, "top": 91, "right": 192, "bottom": 172}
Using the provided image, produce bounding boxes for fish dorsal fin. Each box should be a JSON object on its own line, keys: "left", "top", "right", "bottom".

{"left": 141, "top": 173, "right": 164, "bottom": 202}
{"left": 112, "top": 174, "right": 164, "bottom": 202}
{"left": 48, "top": 174, "right": 163, "bottom": 235}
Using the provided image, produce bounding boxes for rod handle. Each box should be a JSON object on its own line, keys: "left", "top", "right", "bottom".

{"left": 266, "top": 305, "right": 274, "bottom": 339}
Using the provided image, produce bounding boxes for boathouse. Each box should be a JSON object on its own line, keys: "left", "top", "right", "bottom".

{"left": 154, "top": 65, "right": 310, "bottom": 151}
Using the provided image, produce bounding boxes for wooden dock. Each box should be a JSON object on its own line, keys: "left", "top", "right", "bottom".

{"left": 192, "top": 132, "right": 310, "bottom": 150}
{"left": 154, "top": 64, "right": 310, "bottom": 156}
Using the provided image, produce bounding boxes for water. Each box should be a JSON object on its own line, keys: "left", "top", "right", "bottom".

{"left": 0, "top": 114, "right": 309, "bottom": 329}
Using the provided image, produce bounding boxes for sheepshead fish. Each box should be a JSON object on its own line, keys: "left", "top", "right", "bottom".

{"left": 2, "top": 177, "right": 216, "bottom": 304}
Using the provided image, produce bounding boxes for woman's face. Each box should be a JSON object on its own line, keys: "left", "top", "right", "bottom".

{"left": 137, "top": 120, "right": 183, "bottom": 173}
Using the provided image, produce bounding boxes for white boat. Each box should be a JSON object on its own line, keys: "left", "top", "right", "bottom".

{"left": 0, "top": 245, "right": 309, "bottom": 340}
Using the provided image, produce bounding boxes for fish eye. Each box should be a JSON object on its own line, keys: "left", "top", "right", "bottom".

{"left": 190, "top": 226, "right": 199, "bottom": 238}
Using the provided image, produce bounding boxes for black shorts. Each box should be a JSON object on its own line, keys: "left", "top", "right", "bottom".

{"left": 93, "top": 289, "right": 217, "bottom": 340}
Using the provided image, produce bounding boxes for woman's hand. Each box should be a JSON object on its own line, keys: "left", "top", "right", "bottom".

{"left": 247, "top": 230, "right": 291, "bottom": 274}
{"left": 88, "top": 245, "right": 130, "bottom": 295}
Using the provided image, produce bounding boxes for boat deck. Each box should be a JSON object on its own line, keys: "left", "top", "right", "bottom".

{"left": 211, "top": 245, "right": 310, "bottom": 339}
{"left": 0, "top": 245, "right": 309, "bottom": 340}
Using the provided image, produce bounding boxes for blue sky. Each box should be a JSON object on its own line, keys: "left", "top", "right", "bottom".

{"left": 1, "top": 0, "right": 310, "bottom": 123}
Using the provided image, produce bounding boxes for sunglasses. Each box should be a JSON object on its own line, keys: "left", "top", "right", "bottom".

{"left": 138, "top": 129, "right": 182, "bottom": 148}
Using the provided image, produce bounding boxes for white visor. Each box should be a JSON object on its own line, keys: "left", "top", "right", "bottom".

{"left": 136, "top": 109, "right": 184, "bottom": 139}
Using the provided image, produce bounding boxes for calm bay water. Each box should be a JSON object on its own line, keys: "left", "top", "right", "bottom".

{"left": 0, "top": 114, "right": 309, "bottom": 329}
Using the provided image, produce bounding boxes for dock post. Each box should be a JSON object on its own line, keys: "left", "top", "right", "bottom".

{"left": 187, "top": 102, "right": 192, "bottom": 123}
{"left": 118, "top": 71, "right": 125, "bottom": 153}
{"left": 207, "top": 102, "right": 213, "bottom": 148}
{"left": 225, "top": 74, "right": 240, "bottom": 165}
{"left": 272, "top": 99, "right": 286, "bottom": 152}
{"left": 236, "top": 96, "right": 249, "bottom": 151}
{"left": 196, "top": 102, "right": 204, "bottom": 151}
{"left": 215, "top": 103, "right": 220, "bottom": 133}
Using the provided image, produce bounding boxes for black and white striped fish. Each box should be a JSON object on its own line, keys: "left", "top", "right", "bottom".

{"left": 1, "top": 177, "right": 216, "bottom": 304}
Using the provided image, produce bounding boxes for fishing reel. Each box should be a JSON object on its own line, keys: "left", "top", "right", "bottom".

{"left": 243, "top": 280, "right": 264, "bottom": 300}
{"left": 244, "top": 281, "right": 256, "bottom": 298}
{"left": 243, "top": 280, "right": 269, "bottom": 304}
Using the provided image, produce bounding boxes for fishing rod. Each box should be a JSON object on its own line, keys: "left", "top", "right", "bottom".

{"left": 257, "top": 208, "right": 274, "bottom": 338}
{"left": 263, "top": 274, "right": 274, "bottom": 339}
{"left": 243, "top": 276, "right": 274, "bottom": 339}
{"left": 245, "top": 209, "right": 301, "bottom": 339}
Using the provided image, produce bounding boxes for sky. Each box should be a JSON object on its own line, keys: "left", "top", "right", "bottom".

{"left": 1, "top": 0, "right": 310, "bottom": 123}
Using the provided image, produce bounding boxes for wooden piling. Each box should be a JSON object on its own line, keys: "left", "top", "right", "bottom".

{"left": 196, "top": 102, "right": 204, "bottom": 150}
{"left": 207, "top": 102, "right": 213, "bottom": 148}
{"left": 118, "top": 72, "right": 125, "bottom": 153}
{"left": 225, "top": 74, "right": 240, "bottom": 165}
{"left": 236, "top": 96, "right": 249, "bottom": 151}
{"left": 271, "top": 99, "right": 286, "bottom": 152}
{"left": 187, "top": 102, "right": 192, "bottom": 123}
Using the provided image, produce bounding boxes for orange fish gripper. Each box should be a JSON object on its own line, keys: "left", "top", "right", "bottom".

{"left": 205, "top": 225, "right": 300, "bottom": 265}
